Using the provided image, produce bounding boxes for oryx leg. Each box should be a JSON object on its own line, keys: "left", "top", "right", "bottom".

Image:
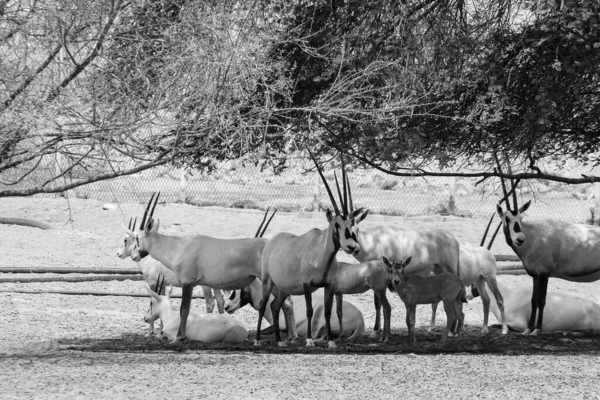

{"left": 441, "top": 301, "right": 455, "bottom": 346}
{"left": 485, "top": 276, "right": 508, "bottom": 334}
{"left": 174, "top": 283, "right": 193, "bottom": 345}
{"left": 373, "top": 294, "right": 381, "bottom": 333}
{"left": 376, "top": 290, "right": 392, "bottom": 343}
{"left": 270, "top": 291, "right": 290, "bottom": 347}
{"left": 323, "top": 285, "right": 336, "bottom": 349}
{"left": 335, "top": 293, "right": 344, "bottom": 340}
{"left": 428, "top": 302, "right": 438, "bottom": 332}
{"left": 303, "top": 283, "right": 315, "bottom": 347}
{"left": 524, "top": 275, "right": 540, "bottom": 336}
{"left": 475, "top": 278, "right": 491, "bottom": 334}
{"left": 201, "top": 285, "right": 215, "bottom": 314}
{"left": 255, "top": 276, "right": 275, "bottom": 346}
{"left": 281, "top": 294, "right": 297, "bottom": 342}
{"left": 406, "top": 303, "right": 417, "bottom": 344}
{"left": 532, "top": 274, "right": 549, "bottom": 336}
{"left": 213, "top": 289, "right": 225, "bottom": 314}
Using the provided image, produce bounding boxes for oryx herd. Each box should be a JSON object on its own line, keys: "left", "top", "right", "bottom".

{"left": 117, "top": 152, "right": 600, "bottom": 348}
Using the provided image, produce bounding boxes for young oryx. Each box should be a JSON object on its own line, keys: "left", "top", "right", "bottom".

{"left": 224, "top": 278, "right": 365, "bottom": 340}
{"left": 255, "top": 149, "right": 367, "bottom": 348}
{"left": 469, "top": 280, "right": 600, "bottom": 333}
{"left": 118, "top": 217, "right": 225, "bottom": 324}
{"left": 345, "top": 198, "right": 460, "bottom": 334}
{"left": 146, "top": 279, "right": 247, "bottom": 343}
{"left": 132, "top": 194, "right": 288, "bottom": 345}
{"left": 383, "top": 256, "right": 467, "bottom": 345}
{"left": 496, "top": 171, "right": 600, "bottom": 336}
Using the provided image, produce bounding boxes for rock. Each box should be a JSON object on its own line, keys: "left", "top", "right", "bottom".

{"left": 102, "top": 203, "right": 117, "bottom": 210}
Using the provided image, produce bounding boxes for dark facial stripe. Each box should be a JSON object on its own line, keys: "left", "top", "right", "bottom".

{"left": 513, "top": 221, "right": 522, "bottom": 233}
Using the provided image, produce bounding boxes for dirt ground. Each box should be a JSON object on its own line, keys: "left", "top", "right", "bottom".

{"left": 2, "top": 197, "right": 600, "bottom": 399}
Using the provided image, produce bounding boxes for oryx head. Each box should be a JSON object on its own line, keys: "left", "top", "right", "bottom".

{"left": 145, "top": 275, "right": 167, "bottom": 323}
{"left": 494, "top": 166, "right": 531, "bottom": 248}
{"left": 308, "top": 148, "right": 369, "bottom": 255}
{"left": 223, "top": 287, "right": 253, "bottom": 314}
{"left": 132, "top": 192, "right": 161, "bottom": 262}
{"left": 116, "top": 217, "right": 137, "bottom": 259}
{"left": 382, "top": 256, "right": 412, "bottom": 287}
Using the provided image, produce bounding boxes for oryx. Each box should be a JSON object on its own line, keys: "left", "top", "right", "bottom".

{"left": 496, "top": 172, "right": 600, "bottom": 336}
{"left": 255, "top": 149, "right": 367, "bottom": 348}
{"left": 131, "top": 195, "right": 287, "bottom": 344}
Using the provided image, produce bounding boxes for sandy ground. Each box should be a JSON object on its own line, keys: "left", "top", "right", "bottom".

{"left": 2, "top": 197, "right": 600, "bottom": 399}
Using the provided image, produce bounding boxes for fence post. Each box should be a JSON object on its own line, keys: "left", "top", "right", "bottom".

{"left": 179, "top": 169, "right": 188, "bottom": 203}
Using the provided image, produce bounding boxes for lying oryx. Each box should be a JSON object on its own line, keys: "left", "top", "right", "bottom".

{"left": 384, "top": 256, "right": 467, "bottom": 345}
{"left": 146, "top": 278, "right": 247, "bottom": 343}
{"left": 224, "top": 278, "right": 365, "bottom": 340}
{"left": 132, "top": 194, "right": 289, "bottom": 345}
{"left": 469, "top": 279, "right": 600, "bottom": 333}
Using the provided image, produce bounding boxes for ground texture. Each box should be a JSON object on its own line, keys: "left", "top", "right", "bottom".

{"left": 1, "top": 197, "right": 600, "bottom": 399}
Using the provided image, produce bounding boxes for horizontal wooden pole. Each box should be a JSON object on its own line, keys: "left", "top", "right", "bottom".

{"left": 497, "top": 269, "right": 528, "bottom": 276}
{"left": 494, "top": 254, "right": 520, "bottom": 262}
{"left": 0, "top": 288, "right": 205, "bottom": 298}
{"left": 0, "top": 267, "right": 141, "bottom": 275}
{"left": 0, "top": 275, "right": 144, "bottom": 283}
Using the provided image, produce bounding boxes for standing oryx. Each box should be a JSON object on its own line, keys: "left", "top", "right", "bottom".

{"left": 131, "top": 194, "right": 287, "bottom": 344}
{"left": 496, "top": 173, "right": 600, "bottom": 336}
{"left": 118, "top": 217, "right": 225, "bottom": 319}
{"left": 255, "top": 150, "right": 367, "bottom": 348}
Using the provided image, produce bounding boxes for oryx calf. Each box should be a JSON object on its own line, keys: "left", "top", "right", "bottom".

{"left": 146, "top": 282, "right": 247, "bottom": 343}
{"left": 383, "top": 256, "right": 467, "bottom": 345}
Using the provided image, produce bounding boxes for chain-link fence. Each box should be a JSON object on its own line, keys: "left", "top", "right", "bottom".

{"left": 4, "top": 156, "right": 599, "bottom": 224}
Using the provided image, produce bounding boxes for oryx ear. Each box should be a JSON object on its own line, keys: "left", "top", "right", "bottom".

{"left": 382, "top": 256, "right": 393, "bottom": 269}
{"left": 325, "top": 208, "right": 334, "bottom": 222}
{"left": 145, "top": 218, "right": 160, "bottom": 233}
{"left": 496, "top": 203, "right": 504, "bottom": 218}
{"left": 353, "top": 208, "right": 369, "bottom": 224}
{"left": 401, "top": 256, "right": 412, "bottom": 269}
{"left": 146, "top": 287, "right": 160, "bottom": 300}
{"left": 519, "top": 200, "right": 531, "bottom": 214}
{"left": 166, "top": 285, "right": 173, "bottom": 299}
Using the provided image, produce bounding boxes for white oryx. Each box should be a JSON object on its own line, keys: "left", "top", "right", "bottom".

{"left": 495, "top": 169, "right": 600, "bottom": 336}
{"left": 255, "top": 150, "right": 367, "bottom": 348}
{"left": 146, "top": 279, "right": 247, "bottom": 343}
{"left": 468, "top": 280, "right": 600, "bottom": 333}
{"left": 224, "top": 278, "right": 365, "bottom": 340}
{"left": 118, "top": 217, "right": 225, "bottom": 323}
{"left": 383, "top": 256, "right": 467, "bottom": 345}
{"left": 131, "top": 194, "right": 285, "bottom": 344}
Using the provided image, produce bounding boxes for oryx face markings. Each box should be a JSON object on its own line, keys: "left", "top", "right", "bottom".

{"left": 498, "top": 208, "right": 526, "bottom": 247}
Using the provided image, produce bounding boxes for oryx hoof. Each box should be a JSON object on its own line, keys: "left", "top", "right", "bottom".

{"left": 170, "top": 337, "right": 184, "bottom": 345}
{"left": 522, "top": 329, "right": 532, "bottom": 336}
{"left": 277, "top": 341, "right": 287, "bottom": 347}
{"left": 531, "top": 329, "right": 541, "bottom": 336}
{"left": 253, "top": 339, "right": 261, "bottom": 346}
{"left": 502, "top": 327, "right": 509, "bottom": 335}
{"left": 481, "top": 326, "right": 489, "bottom": 334}
{"left": 379, "top": 335, "right": 389, "bottom": 343}
{"left": 305, "top": 339, "right": 315, "bottom": 347}
{"left": 327, "top": 341, "right": 337, "bottom": 349}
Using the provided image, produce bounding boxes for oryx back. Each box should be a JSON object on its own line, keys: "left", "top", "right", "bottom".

{"left": 516, "top": 220, "right": 600, "bottom": 282}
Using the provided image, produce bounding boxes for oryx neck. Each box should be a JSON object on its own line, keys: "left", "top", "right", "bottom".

{"left": 314, "top": 225, "right": 340, "bottom": 277}
{"left": 145, "top": 233, "right": 184, "bottom": 269}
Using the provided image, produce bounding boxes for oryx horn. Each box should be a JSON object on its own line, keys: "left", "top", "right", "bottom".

{"left": 479, "top": 212, "right": 502, "bottom": 250}
{"left": 306, "top": 147, "right": 341, "bottom": 216}
{"left": 140, "top": 191, "right": 161, "bottom": 230}
{"left": 255, "top": 207, "right": 277, "bottom": 238}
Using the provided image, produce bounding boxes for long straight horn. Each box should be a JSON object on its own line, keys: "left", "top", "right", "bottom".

{"left": 334, "top": 172, "right": 347, "bottom": 216}
{"left": 140, "top": 192, "right": 156, "bottom": 230}
{"left": 487, "top": 221, "right": 503, "bottom": 250}
{"left": 307, "top": 147, "right": 341, "bottom": 215}
{"left": 149, "top": 191, "right": 161, "bottom": 221}
{"left": 128, "top": 217, "right": 133, "bottom": 230}
{"left": 153, "top": 275, "right": 161, "bottom": 293}
{"left": 132, "top": 217, "right": 137, "bottom": 231}
{"left": 494, "top": 155, "right": 511, "bottom": 211}
{"left": 259, "top": 208, "right": 277, "bottom": 238}
{"left": 341, "top": 155, "right": 348, "bottom": 215}
{"left": 511, "top": 178, "right": 521, "bottom": 212}
{"left": 345, "top": 173, "right": 353, "bottom": 212}
{"left": 157, "top": 275, "right": 165, "bottom": 296}
{"left": 479, "top": 213, "right": 495, "bottom": 247}
{"left": 254, "top": 207, "right": 273, "bottom": 238}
